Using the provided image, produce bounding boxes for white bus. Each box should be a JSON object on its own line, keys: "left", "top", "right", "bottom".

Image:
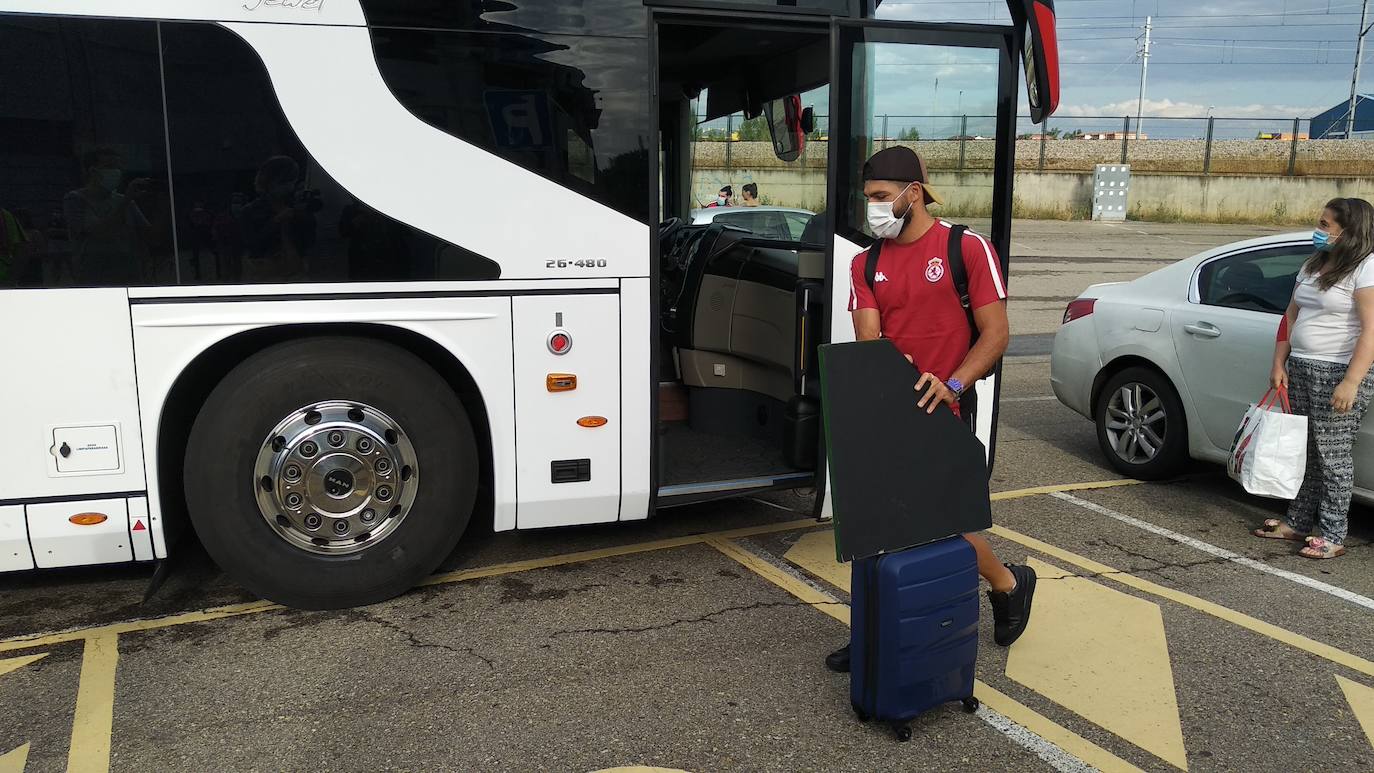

{"left": 0, "top": 0, "right": 1060, "bottom": 608}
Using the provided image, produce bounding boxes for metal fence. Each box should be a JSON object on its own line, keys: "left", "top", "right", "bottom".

{"left": 694, "top": 114, "right": 1374, "bottom": 177}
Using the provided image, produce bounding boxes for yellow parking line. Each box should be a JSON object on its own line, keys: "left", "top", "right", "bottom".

{"left": 0, "top": 483, "right": 1151, "bottom": 658}
{"left": 991, "top": 479, "right": 1142, "bottom": 501}
{"left": 0, "top": 652, "right": 47, "bottom": 677}
{"left": 0, "top": 519, "right": 824, "bottom": 655}
{"left": 705, "top": 537, "right": 1146, "bottom": 773}
{"left": 0, "top": 744, "right": 30, "bottom": 773}
{"left": 1336, "top": 675, "right": 1374, "bottom": 749}
{"left": 988, "top": 525, "right": 1374, "bottom": 679}
{"left": 422, "top": 518, "right": 822, "bottom": 587}
{"left": 67, "top": 634, "right": 119, "bottom": 773}
{"left": 974, "top": 681, "right": 1148, "bottom": 773}
{"left": 0, "top": 601, "right": 279, "bottom": 656}
{"left": 706, "top": 537, "right": 848, "bottom": 625}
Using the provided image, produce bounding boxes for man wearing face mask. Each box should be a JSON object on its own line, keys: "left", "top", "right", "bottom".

{"left": 706, "top": 185, "right": 733, "bottom": 208}
{"left": 63, "top": 148, "right": 153, "bottom": 285}
{"left": 825, "top": 146, "right": 1036, "bottom": 674}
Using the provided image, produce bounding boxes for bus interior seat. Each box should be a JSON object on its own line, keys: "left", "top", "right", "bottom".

{"left": 660, "top": 222, "right": 823, "bottom": 401}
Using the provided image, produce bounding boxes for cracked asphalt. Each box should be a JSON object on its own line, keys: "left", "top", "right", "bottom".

{"left": 4, "top": 355, "right": 1370, "bottom": 772}
{"left": 2, "top": 223, "right": 1373, "bottom": 772}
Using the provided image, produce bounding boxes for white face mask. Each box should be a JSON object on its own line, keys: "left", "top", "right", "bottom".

{"left": 866, "top": 183, "right": 915, "bottom": 239}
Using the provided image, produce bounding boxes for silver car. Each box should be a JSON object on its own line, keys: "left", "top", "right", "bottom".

{"left": 1050, "top": 232, "right": 1374, "bottom": 500}
{"left": 690, "top": 206, "right": 816, "bottom": 241}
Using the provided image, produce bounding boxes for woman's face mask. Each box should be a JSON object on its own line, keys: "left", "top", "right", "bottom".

{"left": 866, "top": 183, "right": 915, "bottom": 239}
{"left": 716, "top": 196, "right": 727, "bottom": 206}
{"left": 1314, "top": 229, "right": 1332, "bottom": 251}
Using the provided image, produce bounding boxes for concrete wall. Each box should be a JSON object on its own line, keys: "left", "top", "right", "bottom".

{"left": 691, "top": 164, "right": 1374, "bottom": 225}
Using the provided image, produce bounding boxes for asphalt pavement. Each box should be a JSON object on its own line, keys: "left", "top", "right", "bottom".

{"left": 2, "top": 222, "right": 1371, "bottom": 773}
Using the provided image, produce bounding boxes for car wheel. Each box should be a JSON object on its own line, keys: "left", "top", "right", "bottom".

{"left": 1095, "top": 366, "right": 1189, "bottom": 480}
{"left": 185, "top": 336, "right": 478, "bottom": 609}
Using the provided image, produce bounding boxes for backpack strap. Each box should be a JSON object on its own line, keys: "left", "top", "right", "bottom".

{"left": 863, "top": 238, "right": 884, "bottom": 293}
{"left": 947, "top": 224, "right": 975, "bottom": 341}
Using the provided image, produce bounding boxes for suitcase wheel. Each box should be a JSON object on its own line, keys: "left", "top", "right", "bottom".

{"left": 891, "top": 723, "right": 912, "bottom": 742}
{"left": 962, "top": 697, "right": 980, "bottom": 714}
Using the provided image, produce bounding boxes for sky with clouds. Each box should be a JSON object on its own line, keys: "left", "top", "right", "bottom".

{"left": 875, "top": 0, "right": 1368, "bottom": 120}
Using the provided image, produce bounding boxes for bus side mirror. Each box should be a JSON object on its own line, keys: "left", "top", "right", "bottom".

{"left": 800, "top": 106, "right": 816, "bottom": 135}
{"left": 766, "top": 95, "right": 806, "bottom": 163}
{"left": 1009, "top": 0, "right": 1060, "bottom": 124}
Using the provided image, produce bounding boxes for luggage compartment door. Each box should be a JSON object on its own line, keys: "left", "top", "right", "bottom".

{"left": 512, "top": 294, "right": 622, "bottom": 528}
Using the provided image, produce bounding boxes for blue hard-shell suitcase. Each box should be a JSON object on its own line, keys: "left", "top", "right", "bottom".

{"left": 850, "top": 536, "right": 981, "bottom": 740}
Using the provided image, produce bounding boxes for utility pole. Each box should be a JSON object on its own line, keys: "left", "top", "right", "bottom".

{"left": 1136, "top": 15, "right": 1153, "bottom": 140}
{"left": 1347, "top": 0, "right": 1371, "bottom": 139}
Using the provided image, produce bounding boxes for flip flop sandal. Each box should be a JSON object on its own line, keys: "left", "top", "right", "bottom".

{"left": 1252, "top": 519, "right": 1305, "bottom": 541}
{"left": 1299, "top": 536, "right": 1347, "bottom": 559}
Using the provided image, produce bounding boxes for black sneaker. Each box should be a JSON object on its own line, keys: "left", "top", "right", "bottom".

{"left": 825, "top": 644, "right": 851, "bottom": 673}
{"left": 988, "top": 564, "right": 1037, "bottom": 647}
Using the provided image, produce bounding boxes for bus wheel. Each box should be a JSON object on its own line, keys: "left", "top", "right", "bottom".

{"left": 185, "top": 336, "right": 478, "bottom": 609}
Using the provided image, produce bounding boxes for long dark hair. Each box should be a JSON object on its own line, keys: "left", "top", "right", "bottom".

{"left": 1307, "top": 197, "right": 1374, "bottom": 290}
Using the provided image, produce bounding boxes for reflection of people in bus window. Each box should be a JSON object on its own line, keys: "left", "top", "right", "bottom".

{"left": 240, "top": 155, "right": 317, "bottom": 282}
{"left": 340, "top": 198, "right": 411, "bottom": 281}
{"left": 62, "top": 148, "right": 152, "bottom": 285}
{"left": 212, "top": 193, "right": 247, "bottom": 283}
{"left": 186, "top": 199, "right": 214, "bottom": 282}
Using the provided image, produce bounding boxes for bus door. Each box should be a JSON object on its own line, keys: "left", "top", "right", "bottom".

{"left": 816, "top": 19, "right": 1024, "bottom": 519}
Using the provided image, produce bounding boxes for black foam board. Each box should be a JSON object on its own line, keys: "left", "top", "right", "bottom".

{"left": 819, "top": 339, "right": 993, "bottom": 561}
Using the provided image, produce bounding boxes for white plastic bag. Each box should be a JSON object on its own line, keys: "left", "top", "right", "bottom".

{"left": 1227, "top": 387, "right": 1307, "bottom": 499}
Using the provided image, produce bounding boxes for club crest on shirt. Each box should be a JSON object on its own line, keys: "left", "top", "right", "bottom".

{"left": 925, "top": 256, "right": 945, "bottom": 283}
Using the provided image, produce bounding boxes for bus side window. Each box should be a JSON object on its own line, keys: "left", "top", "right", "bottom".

{"left": 0, "top": 17, "right": 175, "bottom": 289}
{"left": 160, "top": 23, "right": 500, "bottom": 285}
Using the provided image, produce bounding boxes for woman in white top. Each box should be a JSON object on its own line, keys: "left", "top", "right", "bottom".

{"left": 1254, "top": 198, "right": 1374, "bottom": 558}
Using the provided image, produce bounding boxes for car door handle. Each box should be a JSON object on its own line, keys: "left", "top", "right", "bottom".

{"left": 1183, "top": 322, "right": 1222, "bottom": 338}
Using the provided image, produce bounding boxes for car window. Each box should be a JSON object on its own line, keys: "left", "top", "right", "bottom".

{"left": 1198, "top": 246, "right": 1309, "bottom": 314}
{"left": 784, "top": 212, "right": 814, "bottom": 241}
{"left": 715, "top": 211, "right": 790, "bottom": 240}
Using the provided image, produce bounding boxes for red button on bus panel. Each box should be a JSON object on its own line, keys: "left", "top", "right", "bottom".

{"left": 547, "top": 330, "right": 572, "bottom": 355}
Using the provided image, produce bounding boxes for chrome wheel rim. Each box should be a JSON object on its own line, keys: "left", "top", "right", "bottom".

{"left": 1105, "top": 383, "right": 1167, "bottom": 465}
{"left": 253, "top": 401, "right": 419, "bottom": 555}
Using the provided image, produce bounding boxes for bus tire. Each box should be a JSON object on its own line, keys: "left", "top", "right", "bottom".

{"left": 184, "top": 335, "right": 478, "bottom": 609}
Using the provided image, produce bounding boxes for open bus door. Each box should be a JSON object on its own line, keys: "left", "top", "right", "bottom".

{"left": 815, "top": 4, "right": 1059, "bottom": 519}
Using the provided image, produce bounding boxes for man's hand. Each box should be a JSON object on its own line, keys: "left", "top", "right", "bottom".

{"left": 915, "top": 372, "right": 957, "bottom": 414}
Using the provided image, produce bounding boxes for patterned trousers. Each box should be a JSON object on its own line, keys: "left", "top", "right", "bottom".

{"left": 1284, "top": 356, "right": 1374, "bottom": 544}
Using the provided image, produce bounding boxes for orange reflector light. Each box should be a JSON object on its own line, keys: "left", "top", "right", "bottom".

{"left": 577, "top": 416, "right": 608, "bottom": 428}
{"left": 547, "top": 373, "right": 578, "bottom": 392}
{"left": 69, "top": 512, "right": 108, "bottom": 526}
